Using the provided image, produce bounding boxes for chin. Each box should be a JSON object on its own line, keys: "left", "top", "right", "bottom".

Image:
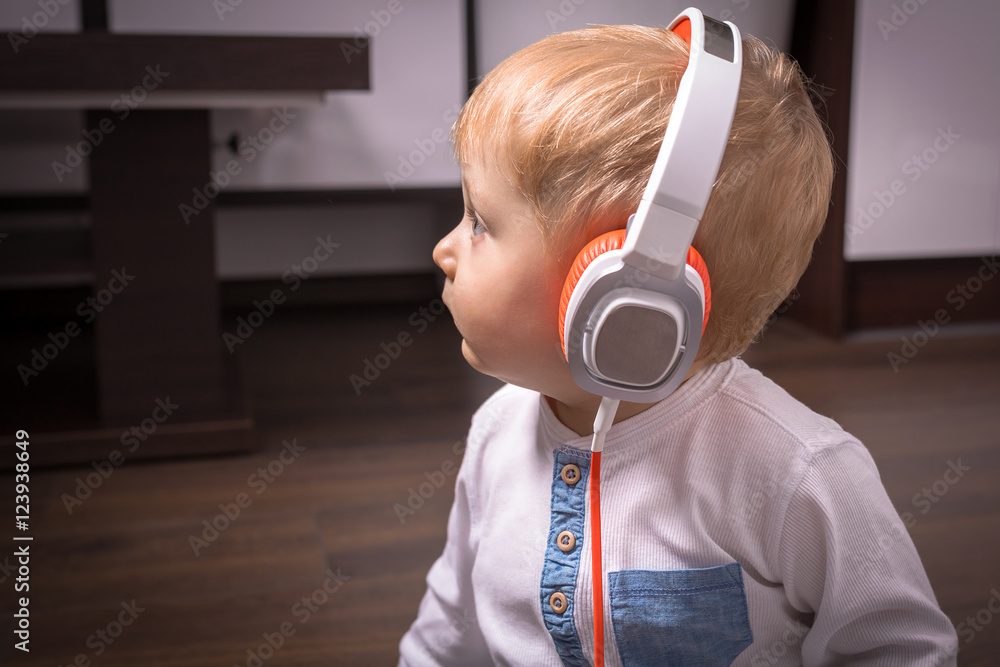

{"left": 460, "top": 339, "right": 489, "bottom": 373}
{"left": 459, "top": 337, "right": 573, "bottom": 397}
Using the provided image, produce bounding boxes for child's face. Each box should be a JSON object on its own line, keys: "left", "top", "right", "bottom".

{"left": 433, "top": 159, "right": 579, "bottom": 400}
{"left": 434, "top": 158, "right": 699, "bottom": 432}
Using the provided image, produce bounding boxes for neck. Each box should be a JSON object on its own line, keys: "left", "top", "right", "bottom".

{"left": 547, "top": 361, "right": 706, "bottom": 437}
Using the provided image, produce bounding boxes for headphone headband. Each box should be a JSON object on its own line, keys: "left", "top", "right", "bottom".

{"left": 620, "top": 7, "right": 742, "bottom": 281}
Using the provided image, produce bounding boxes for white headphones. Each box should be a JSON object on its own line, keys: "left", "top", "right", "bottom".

{"left": 558, "top": 7, "right": 742, "bottom": 402}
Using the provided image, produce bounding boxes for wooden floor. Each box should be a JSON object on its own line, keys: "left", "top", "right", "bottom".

{"left": 1, "top": 301, "right": 998, "bottom": 666}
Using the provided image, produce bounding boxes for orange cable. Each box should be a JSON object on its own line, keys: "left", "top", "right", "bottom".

{"left": 590, "top": 450, "right": 604, "bottom": 667}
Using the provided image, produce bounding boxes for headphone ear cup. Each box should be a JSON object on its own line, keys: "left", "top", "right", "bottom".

{"left": 558, "top": 229, "right": 628, "bottom": 359}
{"left": 685, "top": 245, "right": 711, "bottom": 333}
{"left": 559, "top": 231, "right": 713, "bottom": 359}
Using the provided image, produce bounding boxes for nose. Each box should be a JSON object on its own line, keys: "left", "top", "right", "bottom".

{"left": 433, "top": 223, "right": 459, "bottom": 281}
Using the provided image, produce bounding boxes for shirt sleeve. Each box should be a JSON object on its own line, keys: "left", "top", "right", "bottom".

{"left": 773, "top": 439, "right": 959, "bottom": 666}
{"left": 398, "top": 435, "right": 492, "bottom": 666}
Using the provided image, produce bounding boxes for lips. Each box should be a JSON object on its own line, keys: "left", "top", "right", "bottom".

{"left": 443, "top": 299, "right": 465, "bottom": 338}
{"left": 440, "top": 283, "right": 453, "bottom": 311}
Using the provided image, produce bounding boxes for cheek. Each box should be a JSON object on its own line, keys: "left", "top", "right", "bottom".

{"left": 488, "top": 270, "right": 565, "bottom": 357}
{"left": 457, "top": 265, "right": 559, "bottom": 343}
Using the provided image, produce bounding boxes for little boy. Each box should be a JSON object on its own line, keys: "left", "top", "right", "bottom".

{"left": 399, "top": 21, "right": 958, "bottom": 667}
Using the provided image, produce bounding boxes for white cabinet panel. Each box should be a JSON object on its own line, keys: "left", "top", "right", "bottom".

{"left": 0, "top": 0, "right": 80, "bottom": 32}
{"left": 846, "top": 0, "right": 1000, "bottom": 260}
{"left": 110, "top": 0, "right": 465, "bottom": 189}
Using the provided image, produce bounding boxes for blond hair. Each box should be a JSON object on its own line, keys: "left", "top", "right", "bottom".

{"left": 453, "top": 25, "right": 834, "bottom": 365}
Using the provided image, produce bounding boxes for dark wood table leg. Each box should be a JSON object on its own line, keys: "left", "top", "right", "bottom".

{"left": 88, "top": 109, "right": 227, "bottom": 422}
{"left": 6, "top": 108, "right": 260, "bottom": 465}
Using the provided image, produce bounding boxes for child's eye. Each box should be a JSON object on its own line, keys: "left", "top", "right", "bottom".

{"left": 467, "top": 207, "right": 487, "bottom": 237}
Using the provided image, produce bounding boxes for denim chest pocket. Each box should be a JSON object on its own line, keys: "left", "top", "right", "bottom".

{"left": 609, "top": 562, "right": 753, "bottom": 666}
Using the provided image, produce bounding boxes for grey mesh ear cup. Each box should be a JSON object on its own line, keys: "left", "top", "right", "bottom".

{"left": 563, "top": 251, "right": 707, "bottom": 401}
{"left": 589, "top": 293, "right": 683, "bottom": 386}
{"left": 559, "top": 228, "right": 711, "bottom": 402}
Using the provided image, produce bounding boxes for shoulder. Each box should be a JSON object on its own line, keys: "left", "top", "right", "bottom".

{"left": 680, "top": 360, "right": 883, "bottom": 574}
{"left": 710, "top": 359, "right": 890, "bottom": 527}
{"left": 686, "top": 359, "right": 878, "bottom": 521}
{"left": 709, "top": 358, "right": 861, "bottom": 462}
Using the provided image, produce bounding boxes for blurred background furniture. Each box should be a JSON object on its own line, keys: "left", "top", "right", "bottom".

{"left": 0, "top": 3, "right": 369, "bottom": 465}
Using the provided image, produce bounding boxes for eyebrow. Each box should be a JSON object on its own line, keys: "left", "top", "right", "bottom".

{"left": 462, "top": 177, "right": 497, "bottom": 230}
{"left": 461, "top": 176, "right": 479, "bottom": 208}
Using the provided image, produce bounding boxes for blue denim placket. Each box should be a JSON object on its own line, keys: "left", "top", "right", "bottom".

{"left": 540, "top": 448, "right": 591, "bottom": 667}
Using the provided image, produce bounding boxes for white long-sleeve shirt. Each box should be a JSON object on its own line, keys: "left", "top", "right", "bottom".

{"left": 399, "top": 358, "right": 958, "bottom": 666}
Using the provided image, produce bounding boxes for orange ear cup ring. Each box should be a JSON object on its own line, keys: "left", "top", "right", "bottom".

{"left": 557, "top": 229, "right": 711, "bottom": 359}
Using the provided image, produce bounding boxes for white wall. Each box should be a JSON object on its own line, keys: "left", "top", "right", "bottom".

{"left": 109, "top": 0, "right": 466, "bottom": 190}
{"left": 110, "top": 0, "right": 467, "bottom": 279}
{"left": 0, "top": 0, "right": 465, "bottom": 193}
{"left": 0, "top": 0, "right": 466, "bottom": 279}
{"left": 845, "top": 0, "right": 1000, "bottom": 260}
{"left": 475, "top": 0, "right": 795, "bottom": 77}
{"left": 32, "top": 3, "right": 966, "bottom": 280}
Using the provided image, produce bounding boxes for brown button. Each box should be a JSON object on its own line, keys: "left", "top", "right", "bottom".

{"left": 549, "top": 591, "right": 568, "bottom": 614}
{"left": 560, "top": 464, "right": 581, "bottom": 485}
{"left": 556, "top": 530, "right": 576, "bottom": 552}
